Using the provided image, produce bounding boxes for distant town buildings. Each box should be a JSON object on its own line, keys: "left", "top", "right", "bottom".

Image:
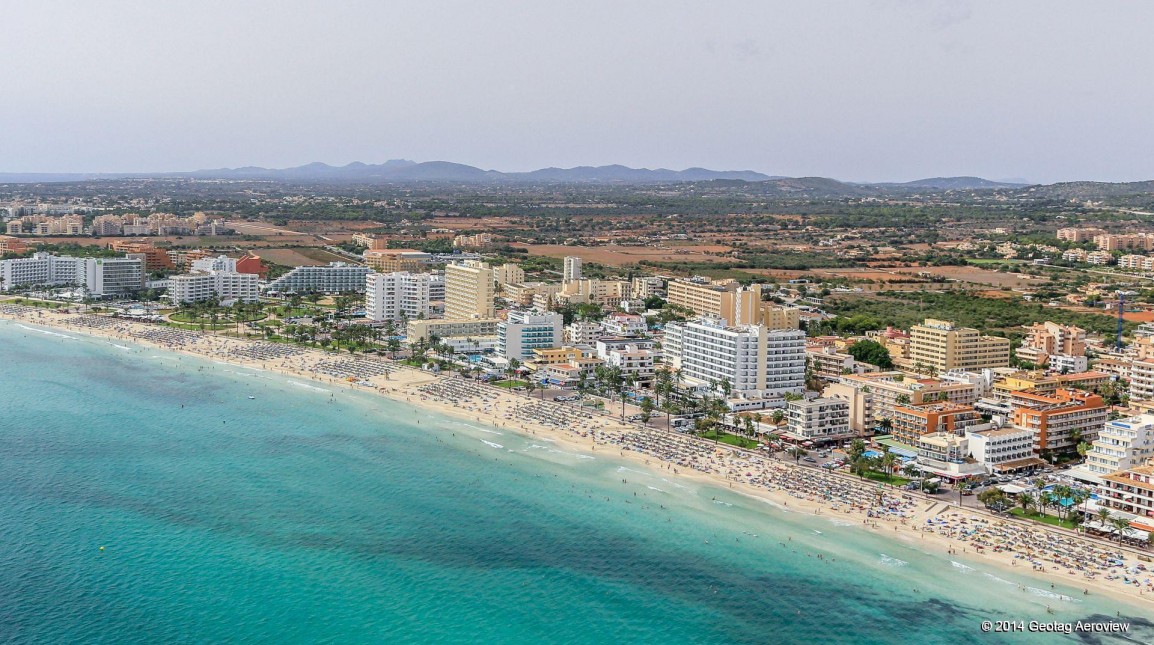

{"left": 452, "top": 232, "right": 494, "bottom": 248}
{"left": 1094, "top": 232, "right": 1154, "bottom": 252}
{"left": 1056, "top": 227, "right": 1105, "bottom": 243}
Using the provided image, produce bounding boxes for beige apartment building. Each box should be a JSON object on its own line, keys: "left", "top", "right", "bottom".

{"left": 1015, "top": 321, "right": 1086, "bottom": 367}
{"left": 666, "top": 279, "right": 758, "bottom": 324}
{"left": 832, "top": 372, "right": 979, "bottom": 433}
{"left": 1093, "top": 233, "right": 1154, "bottom": 252}
{"left": 407, "top": 318, "right": 500, "bottom": 341}
{"left": 758, "top": 304, "right": 801, "bottom": 329}
{"left": 1056, "top": 227, "right": 1105, "bottom": 243}
{"left": 444, "top": 261, "right": 495, "bottom": 319}
{"left": 493, "top": 263, "right": 525, "bottom": 287}
{"left": 556, "top": 279, "right": 629, "bottom": 307}
{"left": 363, "top": 249, "right": 426, "bottom": 273}
{"left": 666, "top": 279, "right": 799, "bottom": 328}
{"left": 908, "top": 319, "right": 1010, "bottom": 373}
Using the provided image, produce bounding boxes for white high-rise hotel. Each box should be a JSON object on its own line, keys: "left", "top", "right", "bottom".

{"left": 0, "top": 252, "right": 143, "bottom": 296}
{"left": 563, "top": 256, "right": 582, "bottom": 282}
{"left": 664, "top": 317, "right": 805, "bottom": 398}
{"left": 365, "top": 271, "right": 432, "bottom": 322}
{"left": 497, "top": 310, "right": 563, "bottom": 360}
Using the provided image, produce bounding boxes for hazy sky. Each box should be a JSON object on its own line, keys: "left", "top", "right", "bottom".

{"left": 3, "top": 1, "right": 1152, "bottom": 183}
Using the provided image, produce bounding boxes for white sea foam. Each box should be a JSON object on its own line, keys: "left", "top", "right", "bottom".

{"left": 1025, "top": 587, "right": 1076, "bottom": 602}
{"left": 287, "top": 381, "right": 331, "bottom": 393}
{"left": 750, "top": 496, "right": 790, "bottom": 512}
{"left": 982, "top": 572, "right": 1015, "bottom": 586}
{"left": 879, "top": 554, "right": 908, "bottom": 567}
{"left": 951, "top": 561, "right": 975, "bottom": 573}
{"left": 812, "top": 530, "right": 823, "bottom": 535}
{"left": 480, "top": 440, "right": 503, "bottom": 449}
{"left": 17, "top": 324, "right": 75, "bottom": 340}
{"left": 109, "top": 343, "right": 132, "bottom": 350}
{"left": 711, "top": 500, "right": 733, "bottom": 507}
{"left": 526, "top": 444, "right": 595, "bottom": 460}
{"left": 616, "top": 466, "right": 651, "bottom": 476}
{"left": 647, "top": 486, "right": 666, "bottom": 493}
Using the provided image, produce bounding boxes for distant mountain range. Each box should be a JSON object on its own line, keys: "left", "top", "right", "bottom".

{"left": 3, "top": 161, "right": 1154, "bottom": 201}
{"left": 868, "top": 176, "right": 1027, "bottom": 190}
{"left": 174, "top": 160, "right": 777, "bottom": 183}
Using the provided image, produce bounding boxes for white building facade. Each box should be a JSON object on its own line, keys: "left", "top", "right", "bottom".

{"left": 263, "top": 263, "right": 372, "bottom": 294}
{"left": 497, "top": 311, "right": 564, "bottom": 361}
{"left": 168, "top": 271, "right": 260, "bottom": 304}
{"left": 663, "top": 317, "right": 805, "bottom": 398}
{"left": 1086, "top": 414, "right": 1154, "bottom": 475}
{"left": 786, "top": 397, "right": 852, "bottom": 442}
{"left": 364, "top": 271, "right": 432, "bottom": 322}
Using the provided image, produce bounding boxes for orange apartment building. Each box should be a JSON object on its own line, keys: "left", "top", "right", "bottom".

{"left": 890, "top": 402, "right": 986, "bottom": 446}
{"left": 1010, "top": 389, "right": 1107, "bottom": 455}
{"left": 107, "top": 240, "right": 174, "bottom": 271}
{"left": 0, "top": 235, "right": 29, "bottom": 254}
{"left": 235, "top": 254, "right": 267, "bottom": 279}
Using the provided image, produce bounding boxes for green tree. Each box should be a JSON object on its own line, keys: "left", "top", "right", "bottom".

{"left": 639, "top": 396, "right": 655, "bottom": 423}
{"left": 847, "top": 339, "right": 894, "bottom": 369}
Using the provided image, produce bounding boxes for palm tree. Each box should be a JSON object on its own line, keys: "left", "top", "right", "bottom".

{"left": 880, "top": 451, "right": 898, "bottom": 484}
{"left": 1110, "top": 517, "right": 1133, "bottom": 543}
{"left": 765, "top": 432, "right": 781, "bottom": 456}
{"left": 661, "top": 395, "right": 677, "bottom": 432}
{"left": 1050, "top": 484, "right": 1072, "bottom": 522}
{"left": 1095, "top": 507, "right": 1112, "bottom": 535}
{"left": 787, "top": 446, "right": 808, "bottom": 464}
{"left": 1017, "top": 492, "right": 1035, "bottom": 514}
{"left": 1038, "top": 491, "right": 1058, "bottom": 520}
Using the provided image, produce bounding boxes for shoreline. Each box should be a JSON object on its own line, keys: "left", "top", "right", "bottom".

{"left": 2, "top": 303, "right": 1152, "bottom": 611}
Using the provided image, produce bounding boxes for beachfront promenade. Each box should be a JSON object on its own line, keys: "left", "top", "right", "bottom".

{"left": 2, "top": 302, "right": 1153, "bottom": 604}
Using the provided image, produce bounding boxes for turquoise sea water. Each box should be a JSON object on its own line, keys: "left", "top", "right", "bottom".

{"left": 0, "top": 320, "right": 1151, "bottom": 644}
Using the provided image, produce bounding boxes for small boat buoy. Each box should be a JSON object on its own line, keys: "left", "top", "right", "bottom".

{"left": 99, "top": 546, "right": 105, "bottom": 551}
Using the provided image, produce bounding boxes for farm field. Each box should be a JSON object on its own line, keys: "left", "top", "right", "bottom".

{"left": 519, "top": 243, "right": 735, "bottom": 267}
{"left": 259, "top": 247, "right": 349, "bottom": 267}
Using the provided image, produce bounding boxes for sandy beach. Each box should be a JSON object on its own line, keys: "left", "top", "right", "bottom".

{"left": 3, "top": 302, "right": 1152, "bottom": 609}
